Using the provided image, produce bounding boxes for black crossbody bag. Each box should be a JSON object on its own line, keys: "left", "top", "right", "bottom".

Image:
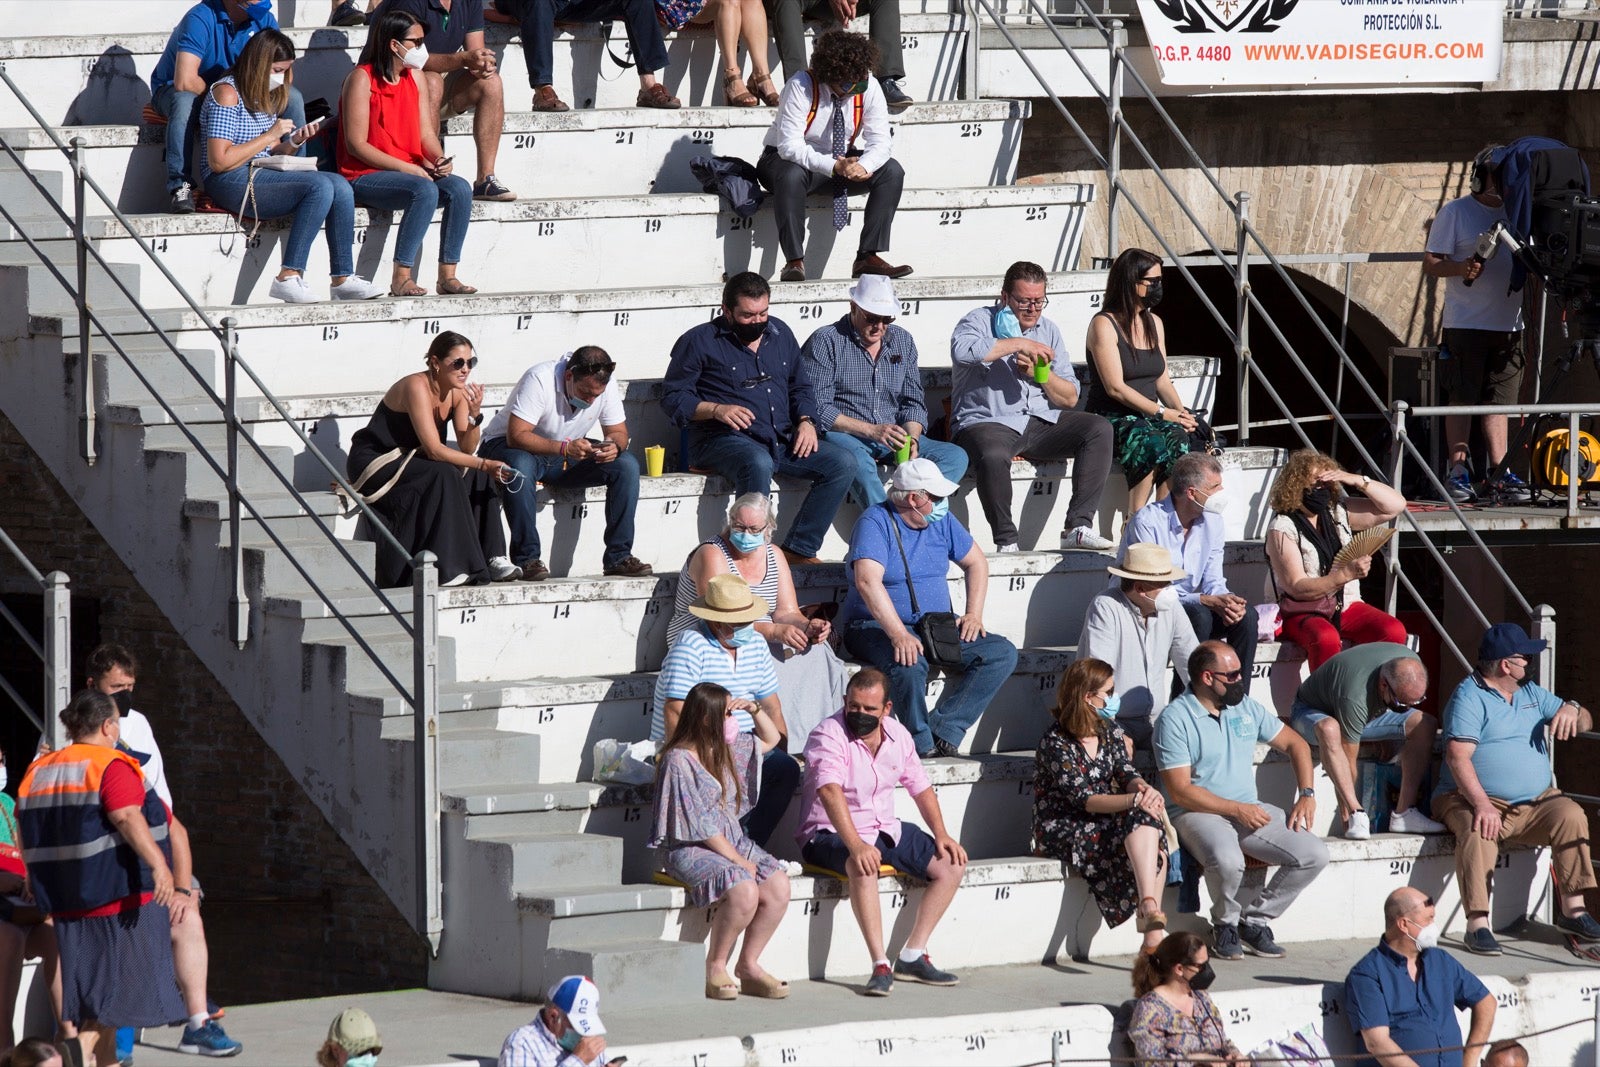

{"left": 888, "top": 513, "right": 964, "bottom": 669}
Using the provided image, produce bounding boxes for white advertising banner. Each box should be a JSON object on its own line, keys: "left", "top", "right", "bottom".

{"left": 1134, "top": 0, "right": 1504, "bottom": 86}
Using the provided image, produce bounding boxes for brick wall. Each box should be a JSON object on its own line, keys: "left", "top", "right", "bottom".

{"left": 0, "top": 412, "right": 428, "bottom": 1004}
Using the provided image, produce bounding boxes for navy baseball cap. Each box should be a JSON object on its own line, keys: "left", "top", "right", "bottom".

{"left": 1479, "top": 622, "right": 1547, "bottom": 661}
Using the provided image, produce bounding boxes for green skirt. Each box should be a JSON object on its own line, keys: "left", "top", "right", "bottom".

{"left": 1104, "top": 414, "right": 1191, "bottom": 486}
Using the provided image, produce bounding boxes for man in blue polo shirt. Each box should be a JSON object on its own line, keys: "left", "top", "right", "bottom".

{"left": 650, "top": 573, "right": 798, "bottom": 847}
{"left": 150, "top": 0, "right": 306, "bottom": 213}
{"left": 663, "top": 272, "right": 854, "bottom": 566}
{"left": 1155, "top": 640, "right": 1328, "bottom": 962}
{"left": 1432, "top": 622, "right": 1600, "bottom": 955}
{"left": 1345, "top": 886, "right": 1496, "bottom": 1067}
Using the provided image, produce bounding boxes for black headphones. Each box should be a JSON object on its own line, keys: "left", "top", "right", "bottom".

{"left": 1470, "top": 144, "right": 1503, "bottom": 195}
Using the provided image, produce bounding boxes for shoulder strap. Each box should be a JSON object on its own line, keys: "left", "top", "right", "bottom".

{"left": 802, "top": 73, "right": 865, "bottom": 145}
{"left": 886, "top": 508, "right": 922, "bottom": 617}
{"left": 804, "top": 72, "right": 820, "bottom": 133}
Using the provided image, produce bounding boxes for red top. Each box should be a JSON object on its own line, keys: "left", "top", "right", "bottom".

{"left": 56, "top": 759, "right": 166, "bottom": 920}
{"left": 337, "top": 63, "right": 426, "bottom": 180}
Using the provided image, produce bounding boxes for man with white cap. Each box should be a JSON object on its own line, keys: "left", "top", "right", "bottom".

{"left": 498, "top": 975, "right": 623, "bottom": 1067}
{"left": 838, "top": 458, "right": 1018, "bottom": 758}
{"left": 802, "top": 274, "right": 969, "bottom": 507}
{"left": 1076, "top": 541, "right": 1200, "bottom": 749}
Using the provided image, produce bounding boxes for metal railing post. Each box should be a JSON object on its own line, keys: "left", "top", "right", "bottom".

{"left": 42, "top": 570, "right": 70, "bottom": 750}
{"left": 70, "top": 135, "right": 95, "bottom": 466}
{"left": 1569, "top": 411, "right": 1581, "bottom": 520}
{"left": 1051, "top": 1030, "right": 1064, "bottom": 1067}
{"left": 1531, "top": 602, "right": 1556, "bottom": 691}
{"left": 1106, "top": 20, "right": 1125, "bottom": 260}
{"left": 223, "top": 317, "right": 248, "bottom": 647}
{"left": 1235, "top": 191, "right": 1251, "bottom": 444}
{"left": 413, "top": 552, "right": 442, "bottom": 952}
{"left": 962, "top": 0, "right": 980, "bottom": 101}
{"left": 1386, "top": 400, "right": 1407, "bottom": 615}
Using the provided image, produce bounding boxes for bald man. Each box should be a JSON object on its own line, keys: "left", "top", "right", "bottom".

{"left": 1345, "top": 887, "right": 1496, "bottom": 1067}
{"left": 1483, "top": 1041, "right": 1528, "bottom": 1067}
{"left": 1291, "top": 643, "right": 1445, "bottom": 840}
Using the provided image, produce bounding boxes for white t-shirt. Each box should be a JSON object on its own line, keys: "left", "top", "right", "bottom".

{"left": 482, "top": 356, "right": 625, "bottom": 444}
{"left": 120, "top": 708, "right": 173, "bottom": 809}
{"left": 1425, "top": 195, "right": 1524, "bottom": 332}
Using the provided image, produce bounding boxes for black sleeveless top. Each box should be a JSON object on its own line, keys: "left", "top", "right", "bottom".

{"left": 1084, "top": 312, "right": 1165, "bottom": 417}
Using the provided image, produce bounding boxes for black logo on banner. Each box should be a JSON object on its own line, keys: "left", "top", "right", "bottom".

{"left": 1149, "top": 0, "right": 1298, "bottom": 33}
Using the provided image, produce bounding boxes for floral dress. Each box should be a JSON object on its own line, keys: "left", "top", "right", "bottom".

{"left": 1128, "top": 989, "right": 1238, "bottom": 1067}
{"left": 1030, "top": 721, "right": 1165, "bottom": 926}
{"left": 649, "top": 732, "right": 784, "bottom": 908}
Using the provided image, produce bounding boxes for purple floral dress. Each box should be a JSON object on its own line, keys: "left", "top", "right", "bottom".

{"left": 1030, "top": 721, "right": 1165, "bottom": 926}
{"left": 649, "top": 732, "right": 784, "bottom": 908}
{"left": 1128, "top": 990, "right": 1237, "bottom": 1067}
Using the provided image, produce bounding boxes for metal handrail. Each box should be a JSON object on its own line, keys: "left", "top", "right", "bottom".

{"left": 0, "top": 73, "right": 441, "bottom": 948}
{"left": 0, "top": 524, "right": 71, "bottom": 747}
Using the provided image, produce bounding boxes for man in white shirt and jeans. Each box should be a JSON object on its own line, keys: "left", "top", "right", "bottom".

{"left": 479, "top": 346, "right": 652, "bottom": 580}
{"left": 1423, "top": 144, "right": 1531, "bottom": 504}
{"left": 756, "top": 30, "right": 908, "bottom": 283}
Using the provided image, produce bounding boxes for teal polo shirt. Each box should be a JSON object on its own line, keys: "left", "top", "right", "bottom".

{"left": 1436, "top": 673, "right": 1564, "bottom": 805}
{"left": 1154, "top": 692, "right": 1283, "bottom": 816}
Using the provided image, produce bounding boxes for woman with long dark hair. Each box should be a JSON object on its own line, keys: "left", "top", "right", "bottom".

{"left": 338, "top": 10, "right": 475, "bottom": 298}
{"left": 1031, "top": 658, "right": 1168, "bottom": 954}
{"left": 199, "top": 30, "right": 382, "bottom": 304}
{"left": 346, "top": 331, "right": 519, "bottom": 587}
{"left": 1128, "top": 932, "right": 1243, "bottom": 1066}
{"left": 650, "top": 682, "right": 792, "bottom": 1001}
{"left": 1084, "top": 248, "right": 1197, "bottom": 516}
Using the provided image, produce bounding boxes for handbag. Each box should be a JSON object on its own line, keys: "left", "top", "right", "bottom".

{"left": 1186, "top": 406, "right": 1225, "bottom": 455}
{"left": 653, "top": 0, "right": 707, "bottom": 29}
{"left": 888, "top": 513, "right": 965, "bottom": 669}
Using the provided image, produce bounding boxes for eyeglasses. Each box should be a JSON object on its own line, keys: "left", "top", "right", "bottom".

{"left": 860, "top": 312, "right": 895, "bottom": 327}
{"left": 1008, "top": 296, "right": 1049, "bottom": 311}
{"left": 740, "top": 372, "right": 773, "bottom": 389}
{"left": 1210, "top": 669, "right": 1244, "bottom": 682}
{"left": 1138, "top": 274, "right": 1161, "bottom": 286}
{"left": 730, "top": 522, "right": 767, "bottom": 534}
{"left": 925, "top": 493, "right": 946, "bottom": 503}
{"left": 442, "top": 356, "right": 478, "bottom": 371}
{"left": 403, "top": 34, "right": 426, "bottom": 45}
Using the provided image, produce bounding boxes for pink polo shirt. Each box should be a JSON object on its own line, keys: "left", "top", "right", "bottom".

{"left": 795, "top": 710, "right": 932, "bottom": 847}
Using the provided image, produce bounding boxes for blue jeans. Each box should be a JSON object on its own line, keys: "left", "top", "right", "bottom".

{"left": 154, "top": 82, "right": 305, "bottom": 193}
{"left": 843, "top": 619, "right": 1018, "bottom": 754}
{"left": 203, "top": 166, "right": 356, "bottom": 276}
{"left": 479, "top": 437, "right": 641, "bottom": 567}
{"left": 349, "top": 170, "right": 472, "bottom": 269}
{"left": 688, "top": 432, "right": 853, "bottom": 558}
{"left": 495, "top": 0, "right": 670, "bottom": 86}
{"left": 824, "top": 430, "right": 969, "bottom": 507}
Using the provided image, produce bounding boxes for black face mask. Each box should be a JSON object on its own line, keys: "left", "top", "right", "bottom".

{"left": 728, "top": 318, "right": 766, "bottom": 345}
{"left": 1219, "top": 679, "right": 1247, "bottom": 707}
{"left": 845, "top": 711, "right": 880, "bottom": 738}
{"left": 1188, "top": 961, "right": 1217, "bottom": 991}
{"left": 112, "top": 690, "right": 134, "bottom": 716}
{"left": 1302, "top": 485, "right": 1332, "bottom": 512}
{"left": 1142, "top": 279, "right": 1165, "bottom": 309}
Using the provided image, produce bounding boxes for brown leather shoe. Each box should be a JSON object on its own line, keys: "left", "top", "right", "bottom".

{"left": 518, "top": 559, "right": 550, "bottom": 581}
{"left": 636, "top": 83, "right": 682, "bottom": 109}
{"left": 779, "top": 259, "right": 806, "bottom": 282}
{"left": 532, "top": 86, "right": 569, "bottom": 112}
{"left": 603, "top": 556, "right": 654, "bottom": 578}
{"left": 780, "top": 547, "right": 825, "bottom": 566}
{"left": 853, "top": 253, "right": 913, "bottom": 279}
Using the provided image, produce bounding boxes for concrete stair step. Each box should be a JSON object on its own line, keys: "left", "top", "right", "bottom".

{"left": 540, "top": 937, "right": 707, "bottom": 1011}
{"left": 303, "top": 630, "right": 457, "bottom": 694}
{"left": 470, "top": 830, "right": 626, "bottom": 893}
{"left": 438, "top": 728, "right": 543, "bottom": 793}
{"left": 138, "top": 422, "right": 299, "bottom": 497}
{"left": 181, "top": 490, "right": 351, "bottom": 548}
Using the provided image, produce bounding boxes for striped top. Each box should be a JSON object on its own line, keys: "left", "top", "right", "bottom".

{"left": 665, "top": 537, "right": 781, "bottom": 648}
{"left": 198, "top": 76, "right": 276, "bottom": 181}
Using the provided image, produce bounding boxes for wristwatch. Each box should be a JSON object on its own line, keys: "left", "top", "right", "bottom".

{"left": 470, "top": 412, "right": 484, "bottom": 428}
{"left": 1297, "top": 787, "right": 1316, "bottom": 799}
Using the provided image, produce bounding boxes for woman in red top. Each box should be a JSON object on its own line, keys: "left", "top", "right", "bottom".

{"left": 338, "top": 10, "right": 476, "bottom": 298}
{"left": 0, "top": 749, "right": 63, "bottom": 1056}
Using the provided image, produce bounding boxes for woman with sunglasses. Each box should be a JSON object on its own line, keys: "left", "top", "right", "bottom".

{"left": 1127, "top": 932, "right": 1244, "bottom": 1067}
{"left": 650, "top": 682, "right": 791, "bottom": 1000}
{"left": 1084, "top": 247, "right": 1197, "bottom": 518}
{"left": 338, "top": 9, "right": 475, "bottom": 298}
{"left": 1031, "top": 658, "right": 1169, "bottom": 955}
{"left": 346, "top": 331, "right": 519, "bottom": 587}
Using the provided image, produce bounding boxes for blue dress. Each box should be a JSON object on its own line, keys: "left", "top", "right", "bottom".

{"left": 649, "top": 733, "right": 784, "bottom": 907}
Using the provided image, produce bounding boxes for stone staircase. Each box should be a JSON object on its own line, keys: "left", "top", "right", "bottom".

{"left": 0, "top": 0, "right": 1530, "bottom": 1012}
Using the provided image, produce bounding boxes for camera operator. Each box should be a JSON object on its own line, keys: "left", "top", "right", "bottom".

{"left": 1423, "top": 145, "right": 1532, "bottom": 505}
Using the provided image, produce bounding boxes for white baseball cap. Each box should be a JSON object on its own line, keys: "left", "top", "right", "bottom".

{"left": 548, "top": 975, "right": 606, "bottom": 1036}
{"left": 890, "top": 457, "right": 960, "bottom": 497}
{"left": 848, "top": 274, "right": 899, "bottom": 318}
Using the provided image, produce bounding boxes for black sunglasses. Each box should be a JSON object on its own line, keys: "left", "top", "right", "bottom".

{"left": 1210, "top": 669, "right": 1244, "bottom": 682}
{"left": 740, "top": 372, "right": 773, "bottom": 389}
{"left": 442, "top": 355, "right": 478, "bottom": 371}
{"left": 403, "top": 34, "right": 426, "bottom": 44}
{"left": 860, "top": 312, "right": 896, "bottom": 327}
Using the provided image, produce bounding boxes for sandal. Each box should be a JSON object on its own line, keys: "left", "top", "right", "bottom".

{"left": 724, "top": 71, "right": 759, "bottom": 107}
{"left": 739, "top": 972, "right": 790, "bottom": 999}
{"left": 705, "top": 970, "right": 739, "bottom": 1000}
{"left": 747, "top": 72, "right": 780, "bottom": 106}
{"left": 1135, "top": 896, "right": 1168, "bottom": 934}
{"left": 436, "top": 277, "right": 478, "bottom": 296}
{"left": 389, "top": 279, "right": 427, "bottom": 297}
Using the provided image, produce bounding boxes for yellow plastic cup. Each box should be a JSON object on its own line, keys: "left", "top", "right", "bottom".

{"left": 645, "top": 445, "right": 666, "bottom": 478}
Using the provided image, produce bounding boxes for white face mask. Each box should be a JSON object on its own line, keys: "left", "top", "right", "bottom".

{"left": 1409, "top": 920, "right": 1440, "bottom": 951}
{"left": 1199, "top": 488, "right": 1228, "bottom": 516}
{"left": 1155, "top": 586, "right": 1180, "bottom": 609}
{"left": 268, "top": 70, "right": 286, "bottom": 90}
{"left": 0, "top": 763, "right": 6, "bottom": 792}
{"left": 401, "top": 40, "right": 429, "bottom": 70}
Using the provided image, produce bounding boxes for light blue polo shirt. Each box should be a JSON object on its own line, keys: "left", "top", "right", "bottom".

{"left": 1436, "top": 673, "right": 1564, "bottom": 805}
{"left": 1154, "top": 692, "right": 1283, "bottom": 815}
{"left": 650, "top": 622, "right": 780, "bottom": 742}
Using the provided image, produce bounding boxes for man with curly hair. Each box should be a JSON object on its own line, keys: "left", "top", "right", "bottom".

{"left": 757, "top": 31, "right": 909, "bottom": 283}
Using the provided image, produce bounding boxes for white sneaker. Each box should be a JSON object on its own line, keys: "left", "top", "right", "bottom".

{"left": 996, "top": 543, "right": 1020, "bottom": 554}
{"left": 487, "top": 556, "right": 523, "bottom": 582}
{"left": 330, "top": 274, "right": 385, "bottom": 301}
{"left": 268, "top": 274, "right": 317, "bottom": 303}
{"left": 1389, "top": 808, "right": 1446, "bottom": 834}
{"left": 1064, "top": 525, "right": 1116, "bottom": 551}
{"left": 1344, "top": 810, "right": 1371, "bottom": 840}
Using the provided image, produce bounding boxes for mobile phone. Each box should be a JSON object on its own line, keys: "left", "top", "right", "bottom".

{"left": 609, "top": 1058, "right": 628, "bottom": 1066}
{"left": 284, "top": 117, "right": 323, "bottom": 144}
{"left": 435, "top": 155, "right": 454, "bottom": 167}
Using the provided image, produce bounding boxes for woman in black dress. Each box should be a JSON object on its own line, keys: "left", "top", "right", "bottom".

{"left": 347, "top": 330, "right": 519, "bottom": 587}
{"left": 1032, "top": 657, "right": 1170, "bottom": 953}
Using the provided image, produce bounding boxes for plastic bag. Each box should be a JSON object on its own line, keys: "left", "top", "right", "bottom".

{"left": 592, "top": 739, "right": 659, "bottom": 786}
{"left": 1249, "top": 1022, "right": 1334, "bottom": 1066}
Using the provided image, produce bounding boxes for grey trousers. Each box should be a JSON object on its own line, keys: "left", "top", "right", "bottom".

{"left": 766, "top": 0, "right": 905, "bottom": 84}
{"left": 1172, "top": 803, "right": 1329, "bottom": 927}
{"left": 955, "top": 413, "right": 1114, "bottom": 546}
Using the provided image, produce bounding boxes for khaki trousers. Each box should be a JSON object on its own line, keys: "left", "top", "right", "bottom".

{"left": 1434, "top": 787, "right": 1597, "bottom": 915}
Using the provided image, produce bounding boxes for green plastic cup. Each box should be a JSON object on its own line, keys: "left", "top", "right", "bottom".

{"left": 1033, "top": 360, "right": 1050, "bottom": 384}
{"left": 894, "top": 439, "right": 912, "bottom": 465}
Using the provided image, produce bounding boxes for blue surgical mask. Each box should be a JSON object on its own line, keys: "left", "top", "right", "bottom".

{"left": 926, "top": 498, "right": 949, "bottom": 523}
{"left": 567, "top": 392, "right": 591, "bottom": 411}
{"left": 245, "top": 0, "right": 272, "bottom": 16}
{"left": 557, "top": 1029, "right": 583, "bottom": 1053}
{"left": 729, "top": 530, "right": 765, "bottom": 553}
{"left": 346, "top": 1055, "right": 378, "bottom": 1067}
{"left": 1093, "top": 693, "right": 1120, "bottom": 720}
{"left": 994, "top": 305, "right": 1023, "bottom": 339}
{"left": 728, "top": 623, "right": 760, "bottom": 646}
